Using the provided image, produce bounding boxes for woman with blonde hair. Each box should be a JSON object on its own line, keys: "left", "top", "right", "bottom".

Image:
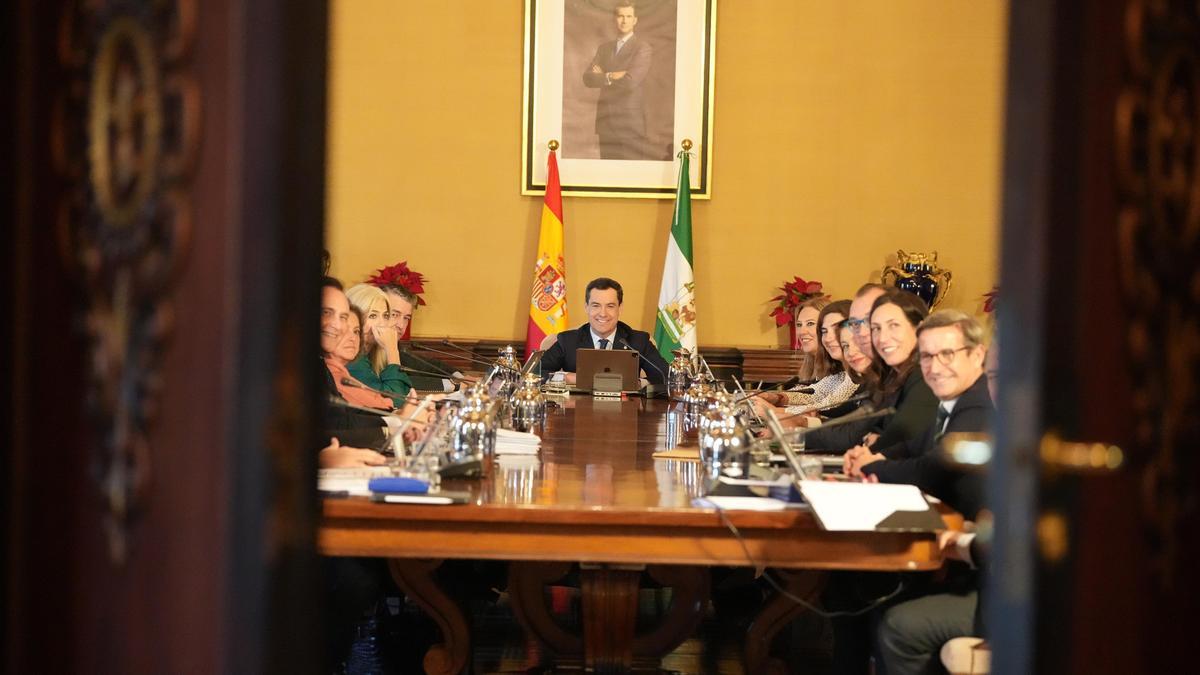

{"left": 344, "top": 283, "right": 413, "bottom": 405}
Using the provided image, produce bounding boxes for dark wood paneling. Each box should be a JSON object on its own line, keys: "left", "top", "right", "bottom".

{"left": 4, "top": 2, "right": 328, "bottom": 673}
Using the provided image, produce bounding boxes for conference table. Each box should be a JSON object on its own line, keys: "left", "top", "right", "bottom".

{"left": 319, "top": 395, "right": 948, "bottom": 674}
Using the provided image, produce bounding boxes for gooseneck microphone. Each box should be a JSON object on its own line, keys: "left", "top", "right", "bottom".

{"left": 782, "top": 404, "right": 895, "bottom": 441}
{"left": 614, "top": 338, "right": 667, "bottom": 387}
{"left": 409, "top": 344, "right": 522, "bottom": 373}
{"left": 732, "top": 376, "right": 813, "bottom": 403}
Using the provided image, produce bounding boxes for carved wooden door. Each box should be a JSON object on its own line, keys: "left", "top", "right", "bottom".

{"left": 4, "top": 1, "right": 329, "bottom": 672}
{"left": 992, "top": 1, "right": 1199, "bottom": 673}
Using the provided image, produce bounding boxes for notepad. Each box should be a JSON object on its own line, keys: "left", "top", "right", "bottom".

{"left": 798, "top": 481, "right": 946, "bottom": 532}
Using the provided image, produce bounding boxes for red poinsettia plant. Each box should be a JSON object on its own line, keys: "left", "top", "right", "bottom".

{"left": 768, "top": 276, "right": 826, "bottom": 326}
{"left": 366, "top": 260, "right": 427, "bottom": 306}
{"left": 982, "top": 284, "right": 999, "bottom": 314}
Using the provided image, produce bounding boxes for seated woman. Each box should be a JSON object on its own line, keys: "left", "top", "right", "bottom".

{"left": 346, "top": 283, "right": 414, "bottom": 406}
{"left": 792, "top": 316, "right": 881, "bottom": 449}
{"left": 836, "top": 289, "right": 939, "bottom": 469}
{"left": 326, "top": 307, "right": 397, "bottom": 410}
{"left": 753, "top": 299, "right": 859, "bottom": 427}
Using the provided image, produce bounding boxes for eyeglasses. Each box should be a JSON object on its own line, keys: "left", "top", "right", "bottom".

{"left": 845, "top": 318, "right": 870, "bottom": 334}
{"left": 918, "top": 346, "right": 972, "bottom": 366}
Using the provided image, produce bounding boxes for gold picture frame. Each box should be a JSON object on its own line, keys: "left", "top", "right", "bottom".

{"left": 521, "top": 0, "right": 717, "bottom": 199}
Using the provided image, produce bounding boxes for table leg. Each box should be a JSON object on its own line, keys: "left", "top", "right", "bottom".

{"left": 510, "top": 562, "right": 710, "bottom": 673}
{"left": 580, "top": 563, "right": 643, "bottom": 672}
{"left": 387, "top": 558, "right": 469, "bottom": 675}
{"left": 744, "top": 569, "right": 827, "bottom": 675}
{"left": 508, "top": 560, "right": 582, "bottom": 664}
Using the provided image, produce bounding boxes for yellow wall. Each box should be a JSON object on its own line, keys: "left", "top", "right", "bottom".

{"left": 327, "top": 0, "right": 1007, "bottom": 347}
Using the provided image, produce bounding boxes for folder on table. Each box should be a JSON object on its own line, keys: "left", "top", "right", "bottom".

{"left": 797, "top": 481, "right": 947, "bottom": 532}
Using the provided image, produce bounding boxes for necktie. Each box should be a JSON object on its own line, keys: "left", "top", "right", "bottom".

{"left": 933, "top": 405, "right": 950, "bottom": 441}
{"left": 598, "top": 338, "right": 609, "bottom": 350}
{"left": 615, "top": 39, "right": 625, "bottom": 56}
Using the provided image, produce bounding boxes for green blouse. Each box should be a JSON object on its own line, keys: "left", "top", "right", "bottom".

{"left": 347, "top": 354, "right": 413, "bottom": 406}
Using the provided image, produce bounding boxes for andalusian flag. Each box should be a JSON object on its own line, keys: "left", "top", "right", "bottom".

{"left": 653, "top": 151, "right": 697, "bottom": 361}
{"left": 524, "top": 149, "right": 569, "bottom": 357}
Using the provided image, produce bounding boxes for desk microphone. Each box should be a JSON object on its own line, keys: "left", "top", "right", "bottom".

{"left": 398, "top": 347, "right": 458, "bottom": 377}
{"left": 411, "top": 344, "right": 521, "bottom": 373}
{"left": 780, "top": 405, "right": 895, "bottom": 447}
{"left": 440, "top": 338, "right": 479, "bottom": 357}
{"left": 614, "top": 338, "right": 668, "bottom": 390}
{"left": 326, "top": 395, "right": 395, "bottom": 417}
{"left": 733, "top": 377, "right": 812, "bottom": 403}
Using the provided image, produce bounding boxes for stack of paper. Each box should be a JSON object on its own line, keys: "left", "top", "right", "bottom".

{"left": 318, "top": 466, "right": 392, "bottom": 495}
{"left": 495, "top": 428, "right": 541, "bottom": 455}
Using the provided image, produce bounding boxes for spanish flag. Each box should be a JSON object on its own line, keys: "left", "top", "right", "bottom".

{"left": 524, "top": 149, "right": 569, "bottom": 357}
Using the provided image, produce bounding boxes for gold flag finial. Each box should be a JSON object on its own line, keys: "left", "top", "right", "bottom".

{"left": 681, "top": 139, "right": 693, "bottom": 151}
{"left": 548, "top": 139, "right": 560, "bottom": 151}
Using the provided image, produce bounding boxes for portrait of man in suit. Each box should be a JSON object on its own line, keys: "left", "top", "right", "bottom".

{"left": 562, "top": 0, "right": 677, "bottom": 162}
{"left": 582, "top": 1, "right": 653, "bottom": 159}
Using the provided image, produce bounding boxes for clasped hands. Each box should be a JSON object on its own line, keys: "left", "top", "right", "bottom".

{"left": 842, "top": 441, "right": 884, "bottom": 479}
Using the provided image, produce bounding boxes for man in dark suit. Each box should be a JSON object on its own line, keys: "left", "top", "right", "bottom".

{"left": 582, "top": 0, "right": 653, "bottom": 160}
{"left": 850, "top": 309, "right": 994, "bottom": 518}
{"left": 845, "top": 310, "right": 994, "bottom": 675}
{"left": 540, "top": 276, "right": 670, "bottom": 385}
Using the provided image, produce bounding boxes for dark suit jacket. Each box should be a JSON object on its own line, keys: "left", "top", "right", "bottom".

{"left": 862, "top": 373, "right": 994, "bottom": 518}
{"left": 803, "top": 369, "right": 937, "bottom": 455}
{"left": 582, "top": 35, "right": 652, "bottom": 139}
{"left": 540, "top": 321, "right": 670, "bottom": 385}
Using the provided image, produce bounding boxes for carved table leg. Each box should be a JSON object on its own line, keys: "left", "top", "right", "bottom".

{"left": 387, "top": 558, "right": 469, "bottom": 675}
{"left": 510, "top": 562, "right": 711, "bottom": 673}
{"left": 744, "top": 569, "right": 827, "bottom": 675}
{"left": 632, "top": 565, "right": 711, "bottom": 666}
{"left": 508, "top": 560, "right": 581, "bottom": 668}
{"left": 580, "top": 563, "right": 643, "bottom": 673}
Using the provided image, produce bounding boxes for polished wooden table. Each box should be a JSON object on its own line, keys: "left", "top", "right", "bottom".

{"left": 320, "top": 397, "right": 944, "bottom": 674}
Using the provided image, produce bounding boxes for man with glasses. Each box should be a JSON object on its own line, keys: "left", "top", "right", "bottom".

{"left": 848, "top": 309, "right": 994, "bottom": 675}
{"left": 847, "top": 308, "right": 993, "bottom": 517}
{"left": 846, "top": 282, "right": 889, "bottom": 357}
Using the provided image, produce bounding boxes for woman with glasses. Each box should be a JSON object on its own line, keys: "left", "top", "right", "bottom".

{"left": 345, "top": 283, "right": 414, "bottom": 405}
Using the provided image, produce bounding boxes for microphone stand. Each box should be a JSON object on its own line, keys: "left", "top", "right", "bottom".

{"left": 613, "top": 338, "right": 667, "bottom": 395}
{"left": 409, "top": 344, "right": 522, "bottom": 375}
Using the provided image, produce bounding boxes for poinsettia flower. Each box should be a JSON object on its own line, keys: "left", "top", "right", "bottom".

{"left": 982, "top": 285, "right": 999, "bottom": 314}
{"left": 768, "top": 275, "right": 826, "bottom": 325}
{"left": 366, "top": 260, "right": 428, "bottom": 305}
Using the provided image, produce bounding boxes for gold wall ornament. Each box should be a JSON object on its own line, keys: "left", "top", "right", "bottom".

{"left": 53, "top": 0, "right": 200, "bottom": 565}
{"left": 89, "top": 17, "right": 163, "bottom": 231}
{"left": 880, "top": 250, "right": 953, "bottom": 309}
{"left": 1115, "top": 0, "right": 1200, "bottom": 593}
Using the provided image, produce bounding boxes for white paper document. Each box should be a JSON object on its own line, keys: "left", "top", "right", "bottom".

{"left": 798, "top": 481, "right": 935, "bottom": 531}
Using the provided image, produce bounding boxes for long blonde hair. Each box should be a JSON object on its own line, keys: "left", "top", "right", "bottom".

{"left": 345, "top": 283, "right": 392, "bottom": 373}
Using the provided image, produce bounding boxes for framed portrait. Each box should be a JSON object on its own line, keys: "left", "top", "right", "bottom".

{"left": 521, "top": 0, "right": 717, "bottom": 199}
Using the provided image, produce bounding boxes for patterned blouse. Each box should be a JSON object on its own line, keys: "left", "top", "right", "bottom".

{"left": 782, "top": 371, "right": 859, "bottom": 416}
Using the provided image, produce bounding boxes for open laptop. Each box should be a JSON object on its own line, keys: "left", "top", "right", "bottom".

{"left": 575, "top": 348, "right": 641, "bottom": 393}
